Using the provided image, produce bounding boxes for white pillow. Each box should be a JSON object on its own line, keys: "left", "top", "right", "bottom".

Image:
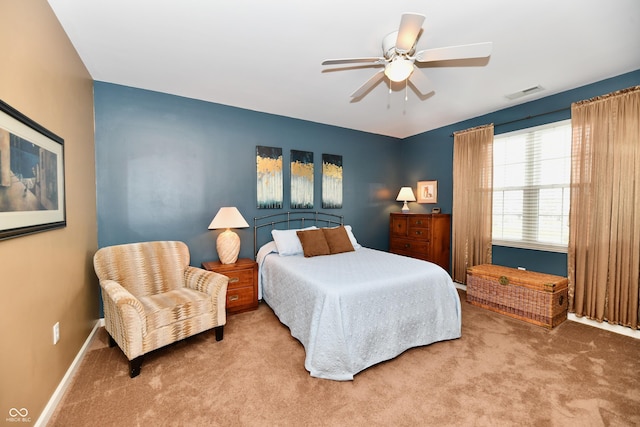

{"left": 271, "top": 226, "right": 317, "bottom": 256}
{"left": 344, "top": 225, "right": 361, "bottom": 249}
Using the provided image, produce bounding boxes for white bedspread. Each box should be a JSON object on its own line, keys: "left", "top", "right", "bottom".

{"left": 258, "top": 246, "right": 461, "bottom": 380}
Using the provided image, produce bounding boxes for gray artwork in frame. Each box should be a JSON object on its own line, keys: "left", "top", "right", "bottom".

{"left": 290, "top": 149, "right": 313, "bottom": 209}
{"left": 256, "top": 145, "right": 283, "bottom": 209}
{"left": 0, "top": 99, "right": 66, "bottom": 240}
{"left": 322, "top": 153, "right": 342, "bottom": 209}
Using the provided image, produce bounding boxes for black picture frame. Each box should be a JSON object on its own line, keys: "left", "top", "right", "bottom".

{"left": 0, "top": 99, "right": 66, "bottom": 240}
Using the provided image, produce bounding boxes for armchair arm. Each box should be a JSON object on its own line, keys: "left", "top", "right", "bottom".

{"left": 184, "top": 267, "right": 228, "bottom": 325}
{"left": 184, "top": 266, "right": 228, "bottom": 296}
{"left": 100, "top": 280, "right": 147, "bottom": 360}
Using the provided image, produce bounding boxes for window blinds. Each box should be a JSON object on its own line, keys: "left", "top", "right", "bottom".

{"left": 492, "top": 120, "right": 571, "bottom": 252}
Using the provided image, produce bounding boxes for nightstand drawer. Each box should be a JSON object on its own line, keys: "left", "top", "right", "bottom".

{"left": 226, "top": 285, "right": 256, "bottom": 309}
{"left": 225, "top": 269, "right": 254, "bottom": 289}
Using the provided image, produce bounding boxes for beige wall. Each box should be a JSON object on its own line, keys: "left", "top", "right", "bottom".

{"left": 0, "top": 0, "right": 98, "bottom": 422}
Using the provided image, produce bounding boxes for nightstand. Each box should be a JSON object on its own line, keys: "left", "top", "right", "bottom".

{"left": 202, "top": 258, "right": 258, "bottom": 314}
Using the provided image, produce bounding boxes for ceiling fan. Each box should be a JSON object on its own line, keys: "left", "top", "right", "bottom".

{"left": 321, "top": 13, "right": 493, "bottom": 98}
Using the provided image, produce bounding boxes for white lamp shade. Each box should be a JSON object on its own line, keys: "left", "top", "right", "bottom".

{"left": 208, "top": 207, "right": 249, "bottom": 264}
{"left": 396, "top": 187, "right": 416, "bottom": 202}
{"left": 384, "top": 58, "right": 414, "bottom": 82}
{"left": 396, "top": 187, "right": 416, "bottom": 213}
{"left": 208, "top": 207, "right": 249, "bottom": 230}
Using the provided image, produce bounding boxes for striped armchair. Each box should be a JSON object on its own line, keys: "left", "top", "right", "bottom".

{"left": 93, "top": 241, "right": 228, "bottom": 377}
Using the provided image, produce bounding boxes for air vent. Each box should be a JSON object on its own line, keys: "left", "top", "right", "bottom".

{"left": 505, "top": 85, "right": 544, "bottom": 100}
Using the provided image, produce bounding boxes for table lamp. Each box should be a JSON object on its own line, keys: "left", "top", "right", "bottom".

{"left": 396, "top": 187, "right": 416, "bottom": 213}
{"left": 208, "top": 207, "right": 249, "bottom": 264}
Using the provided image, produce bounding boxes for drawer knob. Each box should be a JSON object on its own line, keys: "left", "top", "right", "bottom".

{"left": 499, "top": 276, "right": 509, "bottom": 286}
{"left": 415, "top": 231, "right": 422, "bottom": 235}
{"left": 404, "top": 243, "right": 411, "bottom": 248}
{"left": 229, "top": 277, "right": 240, "bottom": 283}
{"left": 229, "top": 295, "right": 239, "bottom": 301}
{"left": 416, "top": 220, "right": 422, "bottom": 225}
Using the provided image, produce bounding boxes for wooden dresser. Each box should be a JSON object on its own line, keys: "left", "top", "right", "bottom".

{"left": 389, "top": 213, "right": 451, "bottom": 272}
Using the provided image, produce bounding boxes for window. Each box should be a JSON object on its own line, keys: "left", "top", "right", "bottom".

{"left": 492, "top": 120, "right": 571, "bottom": 252}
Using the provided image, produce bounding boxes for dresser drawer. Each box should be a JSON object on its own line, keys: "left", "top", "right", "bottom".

{"left": 390, "top": 238, "right": 430, "bottom": 255}
{"left": 406, "top": 226, "right": 430, "bottom": 240}
{"left": 390, "top": 215, "right": 408, "bottom": 237}
{"left": 408, "top": 216, "right": 431, "bottom": 228}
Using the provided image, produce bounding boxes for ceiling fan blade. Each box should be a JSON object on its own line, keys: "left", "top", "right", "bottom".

{"left": 415, "top": 42, "right": 493, "bottom": 63}
{"left": 350, "top": 70, "right": 385, "bottom": 98}
{"left": 395, "top": 13, "right": 426, "bottom": 53}
{"left": 322, "top": 57, "right": 385, "bottom": 66}
{"left": 408, "top": 67, "right": 433, "bottom": 95}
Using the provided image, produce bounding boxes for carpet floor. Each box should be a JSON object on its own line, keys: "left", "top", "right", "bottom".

{"left": 49, "top": 291, "right": 640, "bottom": 426}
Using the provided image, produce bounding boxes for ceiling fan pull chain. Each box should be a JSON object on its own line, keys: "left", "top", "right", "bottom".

{"left": 405, "top": 79, "right": 409, "bottom": 101}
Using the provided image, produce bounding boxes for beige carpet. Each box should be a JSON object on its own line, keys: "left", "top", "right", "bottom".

{"left": 49, "top": 291, "right": 640, "bottom": 426}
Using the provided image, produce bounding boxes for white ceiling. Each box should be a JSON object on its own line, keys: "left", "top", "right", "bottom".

{"left": 47, "top": 0, "right": 640, "bottom": 139}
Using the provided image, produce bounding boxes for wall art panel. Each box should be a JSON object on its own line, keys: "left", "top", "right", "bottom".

{"left": 256, "top": 145, "right": 283, "bottom": 209}
{"left": 290, "top": 149, "right": 313, "bottom": 209}
{"left": 322, "top": 153, "right": 342, "bottom": 209}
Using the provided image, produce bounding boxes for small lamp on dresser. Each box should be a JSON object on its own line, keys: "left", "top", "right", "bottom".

{"left": 208, "top": 207, "right": 250, "bottom": 264}
{"left": 396, "top": 187, "right": 416, "bottom": 213}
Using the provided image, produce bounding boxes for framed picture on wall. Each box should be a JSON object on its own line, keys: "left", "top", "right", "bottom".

{"left": 256, "top": 145, "right": 283, "bottom": 209}
{"left": 0, "top": 99, "right": 66, "bottom": 241}
{"left": 417, "top": 180, "right": 437, "bottom": 204}
{"left": 290, "top": 149, "right": 313, "bottom": 209}
{"left": 322, "top": 153, "right": 343, "bottom": 209}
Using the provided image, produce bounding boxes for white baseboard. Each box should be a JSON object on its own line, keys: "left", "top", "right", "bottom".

{"left": 567, "top": 313, "right": 639, "bottom": 339}
{"left": 35, "top": 318, "right": 105, "bottom": 427}
{"left": 454, "top": 282, "right": 467, "bottom": 291}
{"left": 454, "top": 281, "right": 639, "bottom": 340}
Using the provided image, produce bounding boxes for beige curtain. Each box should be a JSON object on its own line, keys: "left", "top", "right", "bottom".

{"left": 452, "top": 124, "right": 494, "bottom": 283}
{"left": 569, "top": 86, "right": 640, "bottom": 329}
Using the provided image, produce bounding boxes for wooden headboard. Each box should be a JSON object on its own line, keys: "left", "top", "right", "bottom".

{"left": 253, "top": 211, "right": 344, "bottom": 256}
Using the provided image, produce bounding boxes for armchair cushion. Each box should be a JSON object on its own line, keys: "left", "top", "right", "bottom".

{"left": 139, "top": 288, "right": 212, "bottom": 330}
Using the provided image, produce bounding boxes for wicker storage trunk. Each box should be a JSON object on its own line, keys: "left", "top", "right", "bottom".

{"left": 466, "top": 264, "right": 568, "bottom": 329}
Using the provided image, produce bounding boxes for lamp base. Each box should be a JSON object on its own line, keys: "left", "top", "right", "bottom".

{"left": 217, "top": 229, "right": 240, "bottom": 264}
{"left": 401, "top": 201, "right": 410, "bottom": 213}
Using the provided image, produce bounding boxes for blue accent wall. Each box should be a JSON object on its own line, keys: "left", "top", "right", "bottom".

{"left": 95, "top": 70, "right": 639, "bottom": 284}
{"left": 400, "top": 69, "right": 640, "bottom": 276}
{"left": 94, "top": 82, "right": 401, "bottom": 269}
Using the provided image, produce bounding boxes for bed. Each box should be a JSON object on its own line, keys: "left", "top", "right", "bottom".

{"left": 255, "top": 212, "right": 461, "bottom": 381}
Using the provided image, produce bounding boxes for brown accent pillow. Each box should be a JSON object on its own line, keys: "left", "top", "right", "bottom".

{"left": 296, "top": 229, "right": 331, "bottom": 257}
{"left": 322, "top": 226, "right": 355, "bottom": 254}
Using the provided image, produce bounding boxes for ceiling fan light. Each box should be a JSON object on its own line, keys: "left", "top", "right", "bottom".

{"left": 384, "top": 58, "right": 414, "bottom": 82}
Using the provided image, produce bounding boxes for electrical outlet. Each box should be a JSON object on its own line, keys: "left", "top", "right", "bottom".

{"left": 53, "top": 322, "right": 60, "bottom": 345}
{"left": 517, "top": 266, "right": 526, "bottom": 271}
